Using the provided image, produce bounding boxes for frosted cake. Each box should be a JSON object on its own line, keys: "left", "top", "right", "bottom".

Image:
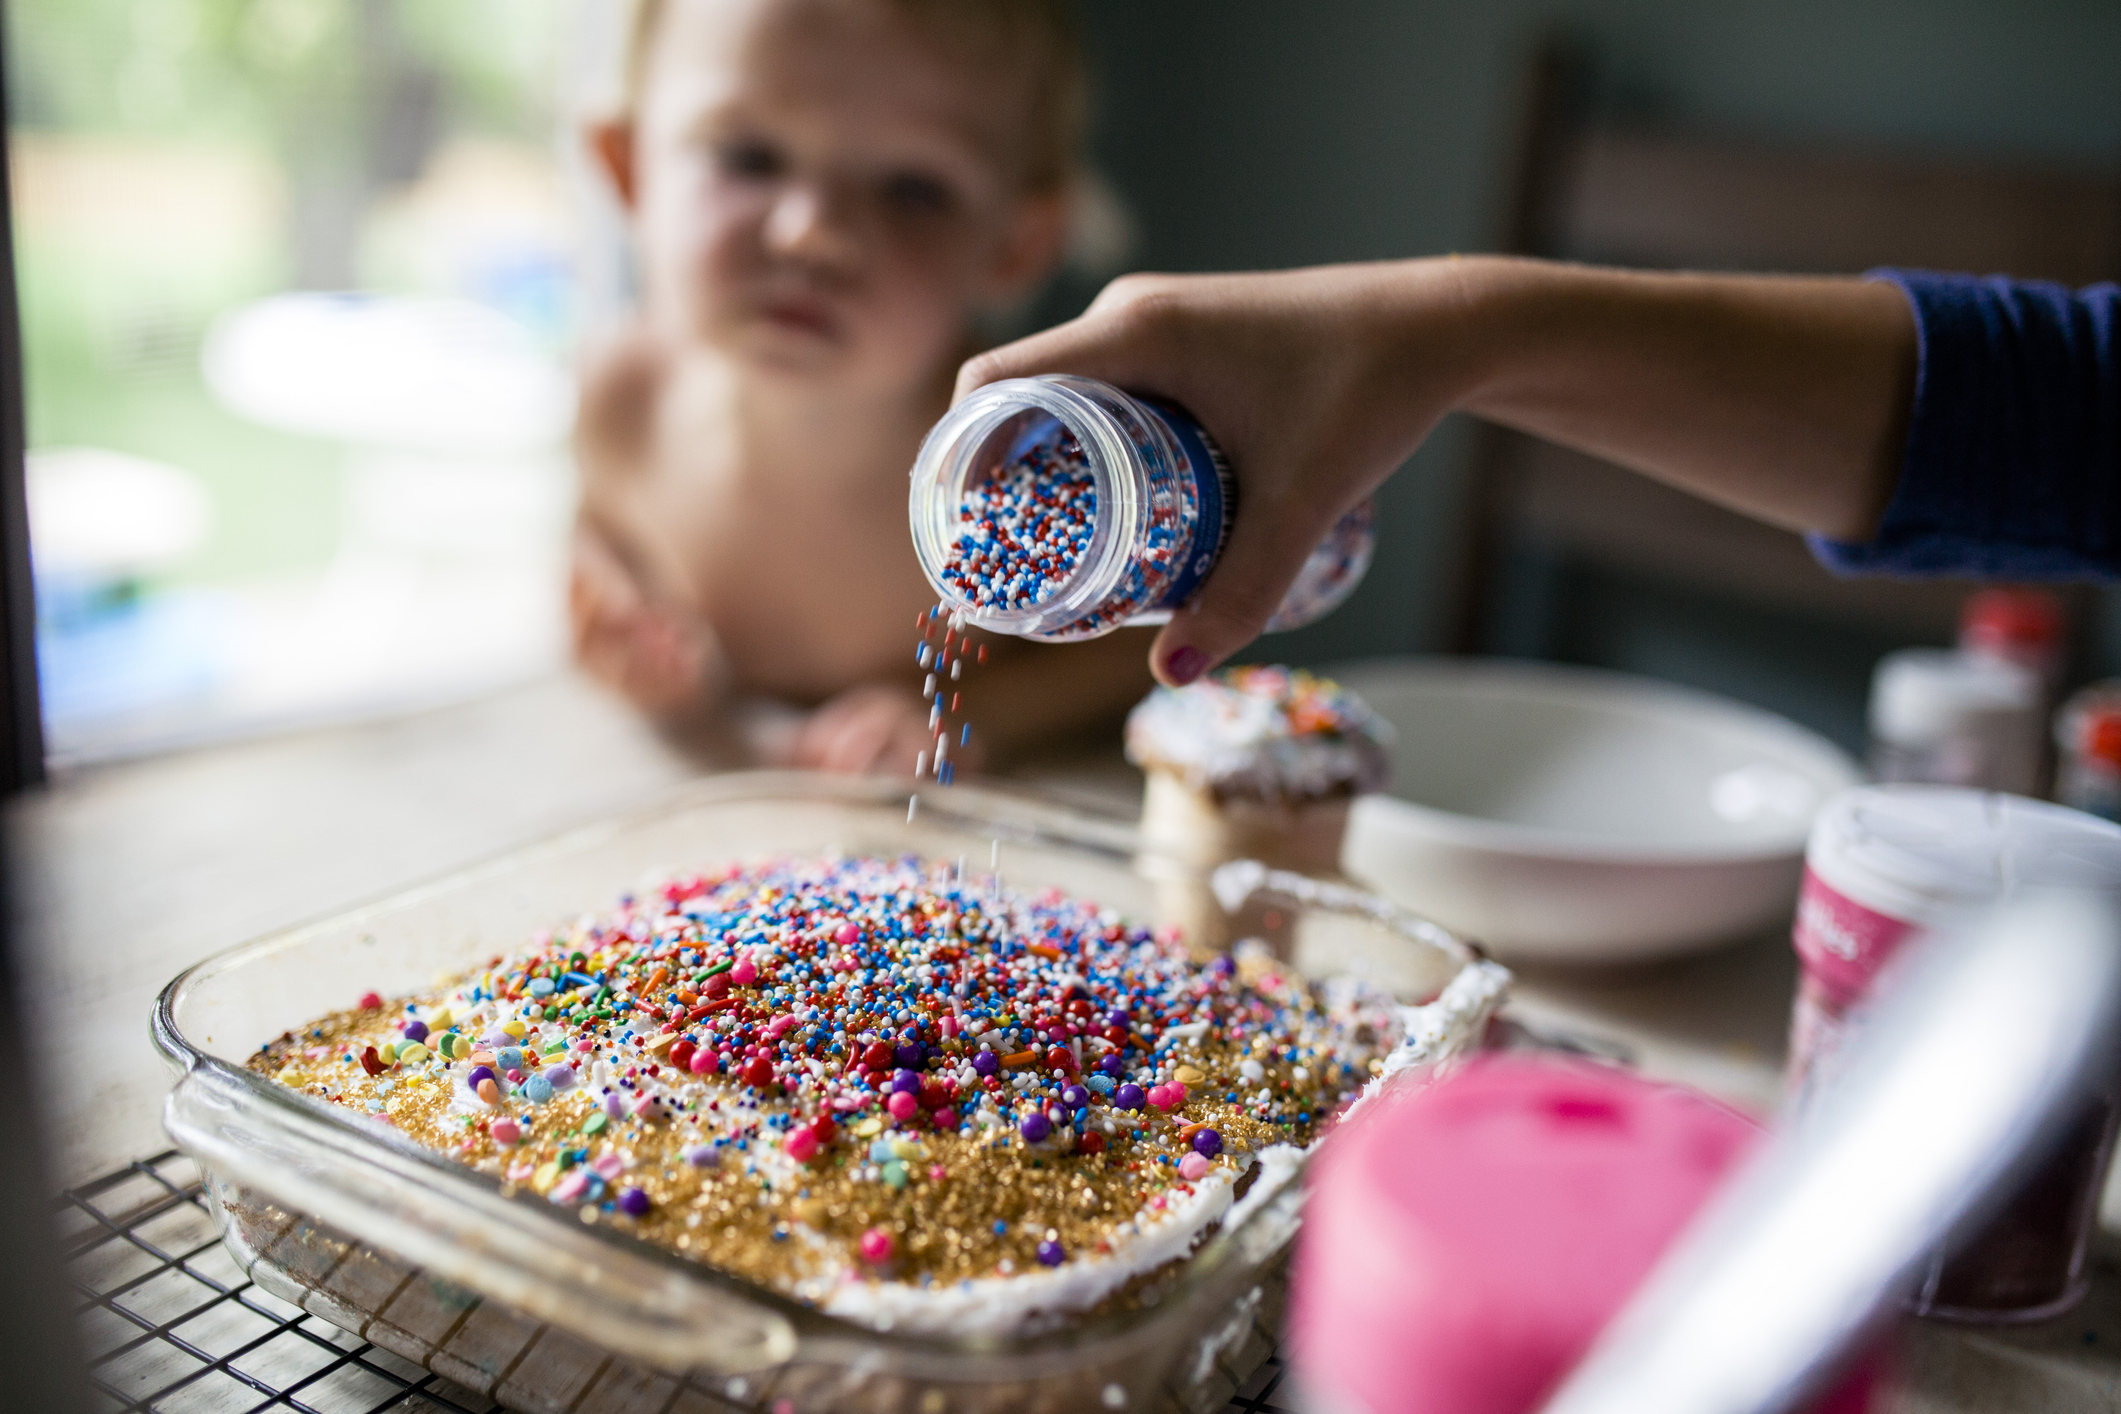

{"left": 248, "top": 853, "right": 1491, "bottom": 1337}
{"left": 1126, "top": 666, "right": 1392, "bottom": 956}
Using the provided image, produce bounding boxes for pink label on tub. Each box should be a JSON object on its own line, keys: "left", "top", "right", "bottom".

{"left": 1791, "top": 866, "right": 1919, "bottom": 1012}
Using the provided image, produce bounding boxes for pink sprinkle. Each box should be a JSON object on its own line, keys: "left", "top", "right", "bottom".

{"left": 730, "top": 957, "right": 759, "bottom": 986}
{"left": 768, "top": 1014, "right": 798, "bottom": 1039}
{"left": 552, "top": 1170, "right": 590, "bottom": 1202}
{"left": 859, "top": 1227, "right": 894, "bottom": 1264}
{"left": 787, "top": 1126, "right": 819, "bottom": 1162}
{"left": 1148, "top": 1085, "right": 1176, "bottom": 1110}
{"left": 834, "top": 923, "right": 859, "bottom": 946}
{"left": 591, "top": 1152, "right": 626, "bottom": 1180}
{"left": 932, "top": 1106, "right": 957, "bottom": 1130}
{"left": 506, "top": 1161, "right": 536, "bottom": 1182}
{"left": 831, "top": 1094, "right": 859, "bottom": 1111}
{"left": 928, "top": 1164, "right": 947, "bottom": 1182}
{"left": 690, "top": 1047, "right": 716, "bottom": 1074}
{"left": 1179, "top": 1152, "right": 1210, "bottom": 1181}
{"left": 887, "top": 1091, "right": 919, "bottom": 1121}
{"left": 490, "top": 1118, "right": 521, "bottom": 1145}
{"left": 357, "top": 991, "right": 383, "bottom": 1010}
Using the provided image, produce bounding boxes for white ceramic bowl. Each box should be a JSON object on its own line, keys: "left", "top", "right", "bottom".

{"left": 1335, "top": 658, "right": 1862, "bottom": 962}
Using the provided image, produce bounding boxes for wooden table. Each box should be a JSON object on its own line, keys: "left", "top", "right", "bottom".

{"left": 16, "top": 671, "right": 2121, "bottom": 1409}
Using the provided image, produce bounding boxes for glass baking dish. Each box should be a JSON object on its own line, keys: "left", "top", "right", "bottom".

{"left": 154, "top": 771, "right": 1502, "bottom": 1414}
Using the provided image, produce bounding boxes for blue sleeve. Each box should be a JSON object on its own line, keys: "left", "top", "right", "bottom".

{"left": 1807, "top": 270, "right": 2121, "bottom": 579}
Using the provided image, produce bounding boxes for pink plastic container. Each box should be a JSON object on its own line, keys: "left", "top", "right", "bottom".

{"left": 1292, "top": 1055, "right": 1808, "bottom": 1414}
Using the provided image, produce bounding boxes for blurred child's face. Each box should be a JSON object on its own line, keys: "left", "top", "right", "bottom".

{"left": 617, "top": 0, "right": 1063, "bottom": 387}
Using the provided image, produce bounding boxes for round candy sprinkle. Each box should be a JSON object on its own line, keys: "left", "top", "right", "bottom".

{"left": 357, "top": 992, "right": 382, "bottom": 1010}
{"left": 972, "top": 1051, "right": 1000, "bottom": 1077}
{"left": 938, "top": 430, "right": 1099, "bottom": 613}
{"left": 887, "top": 1092, "right": 919, "bottom": 1121}
{"left": 786, "top": 1125, "right": 820, "bottom": 1163}
{"left": 1115, "top": 1084, "right": 1145, "bottom": 1111}
{"left": 466, "top": 1065, "right": 496, "bottom": 1088}
{"left": 1037, "top": 1239, "right": 1066, "bottom": 1267}
{"left": 1178, "top": 1153, "right": 1210, "bottom": 1181}
{"left": 618, "top": 1186, "right": 651, "bottom": 1217}
{"left": 860, "top": 1228, "right": 895, "bottom": 1265}
{"left": 1099, "top": 1053, "right": 1126, "bottom": 1078}
{"left": 490, "top": 1118, "right": 521, "bottom": 1145}
{"left": 475, "top": 1078, "right": 502, "bottom": 1106}
{"left": 522, "top": 1074, "right": 553, "bottom": 1104}
{"left": 1192, "top": 1128, "right": 1223, "bottom": 1158}
{"left": 1020, "top": 1113, "right": 1052, "bottom": 1144}
{"left": 1061, "top": 1084, "right": 1089, "bottom": 1108}
{"left": 401, "top": 1020, "right": 429, "bottom": 1043}
{"left": 1077, "top": 1131, "right": 1106, "bottom": 1156}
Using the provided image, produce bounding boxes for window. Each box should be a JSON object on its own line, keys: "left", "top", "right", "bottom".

{"left": 9, "top": 0, "right": 580, "bottom": 762}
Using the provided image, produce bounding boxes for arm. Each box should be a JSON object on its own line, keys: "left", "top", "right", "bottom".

{"left": 958, "top": 256, "right": 1918, "bottom": 684}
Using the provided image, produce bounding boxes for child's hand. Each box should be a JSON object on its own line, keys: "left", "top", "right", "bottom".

{"left": 956, "top": 261, "right": 1484, "bottom": 686}
{"left": 787, "top": 682, "right": 980, "bottom": 778}
{"left": 962, "top": 259, "right": 1919, "bottom": 686}
{"left": 569, "top": 523, "right": 717, "bottom": 720}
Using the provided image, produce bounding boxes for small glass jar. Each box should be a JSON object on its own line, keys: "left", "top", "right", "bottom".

{"left": 1788, "top": 784, "right": 2121, "bottom": 1324}
{"left": 908, "top": 375, "right": 1373, "bottom": 642}
{"left": 1866, "top": 647, "right": 2042, "bottom": 796}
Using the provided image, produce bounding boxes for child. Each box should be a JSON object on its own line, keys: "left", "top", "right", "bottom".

{"left": 571, "top": 0, "right": 1155, "bottom": 774}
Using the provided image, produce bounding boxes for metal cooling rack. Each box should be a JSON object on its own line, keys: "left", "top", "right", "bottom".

{"left": 61, "top": 1151, "right": 1300, "bottom": 1414}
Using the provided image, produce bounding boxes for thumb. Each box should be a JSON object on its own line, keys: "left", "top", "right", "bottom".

{"left": 954, "top": 286, "right": 1176, "bottom": 404}
{"left": 1150, "top": 491, "right": 1333, "bottom": 686}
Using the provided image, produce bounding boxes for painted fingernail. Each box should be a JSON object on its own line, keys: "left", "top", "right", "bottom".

{"left": 1165, "top": 646, "right": 1209, "bottom": 685}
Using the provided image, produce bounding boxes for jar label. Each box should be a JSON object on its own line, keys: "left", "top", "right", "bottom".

{"left": 1790, "top": 865, "right": 1919, "bottom": 1012}
{"left": 1144, "top": 401, "right": 1235, "bottom": 612}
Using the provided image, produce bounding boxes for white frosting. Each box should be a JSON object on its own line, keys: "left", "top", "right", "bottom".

{"left": 1125, "top": 669, "right": 1392, "bottom": 799}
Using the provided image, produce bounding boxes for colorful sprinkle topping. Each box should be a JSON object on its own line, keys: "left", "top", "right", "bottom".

{"left": 1126, "top": 665, "right": 1393, "bottom": 798}
{"left": 250, "top": 855, "right": 1387, "bottom": 1304}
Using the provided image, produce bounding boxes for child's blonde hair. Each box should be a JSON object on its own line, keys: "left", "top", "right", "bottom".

{"left": 624, "top": 0, "right": 1086, "bottom": 194}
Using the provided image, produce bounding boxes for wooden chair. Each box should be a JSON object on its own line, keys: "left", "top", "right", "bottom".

{"left": 1453, "top": 42, "right": 2121, "bottom": 749}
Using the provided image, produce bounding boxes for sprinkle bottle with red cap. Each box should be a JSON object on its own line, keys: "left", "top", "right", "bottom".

{"left": 1959, "top": 587, "right": 2066, "bottom": 688}
{"left": 2056, "top": 681, "right": 2121, "bottom": 823}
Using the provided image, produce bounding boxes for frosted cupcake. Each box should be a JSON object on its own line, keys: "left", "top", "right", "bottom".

{"left": 1126, "top": 666, "right": 1392, "bottom": 956}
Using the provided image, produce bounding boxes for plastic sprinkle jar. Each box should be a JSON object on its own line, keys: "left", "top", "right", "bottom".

{"left": 908, "top": 374, "right": 1373, "bottom": 642}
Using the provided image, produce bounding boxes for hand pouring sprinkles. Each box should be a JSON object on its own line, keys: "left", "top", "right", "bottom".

{"left": 905, "top": 374, "right": 1377, "bottom": 787}
{"left": 908, "top": 374, "right": 1376, "bottom": 645}
{"left": 248, "top": 853, "right": 1484, "bottom": 1334}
